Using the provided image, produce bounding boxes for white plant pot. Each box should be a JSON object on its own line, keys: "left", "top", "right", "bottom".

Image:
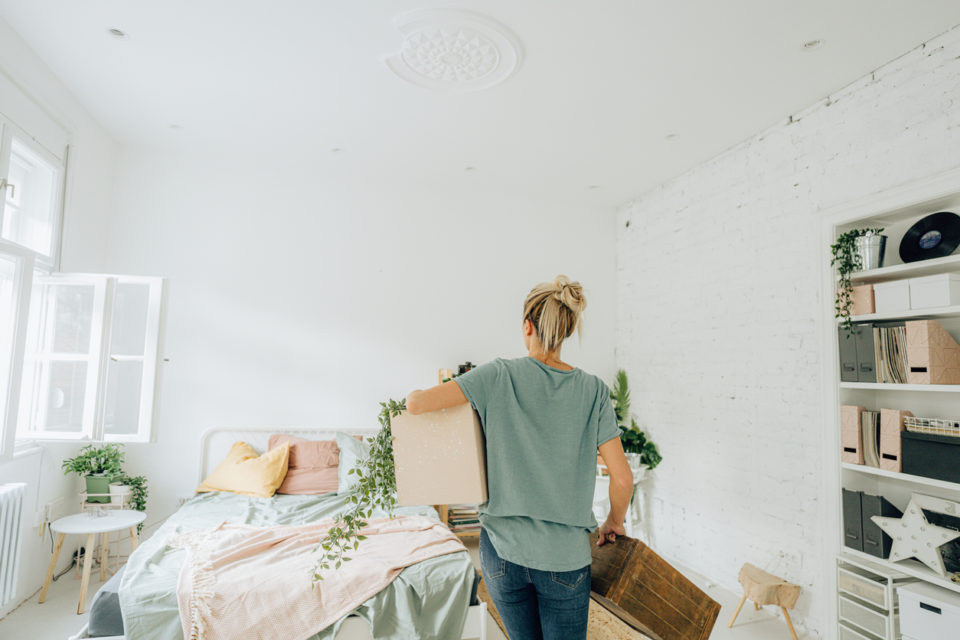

{"left": 633, "top": 464, "right": 648, "bottom": 481}
{"left": 109, "top": 483, "right": 131, "bottom": 506}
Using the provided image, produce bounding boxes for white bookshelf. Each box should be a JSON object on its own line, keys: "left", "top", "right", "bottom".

{"left": 824, "top": 172, "right": 960, "bottom": 640}
{"left": 846, "top": 253, "right": 960, "bottom": 284}
{"left": 839, "top": 382, "right": 960, "bottom": 392}
{"left": 849, "top": 304, "right": 960, "bottom": 322}
{"left": 841, "top": 463, "right": 960, "bottom": 493}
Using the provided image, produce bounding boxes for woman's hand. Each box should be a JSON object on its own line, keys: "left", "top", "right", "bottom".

{"left": 596, "top": 517, "right": 625, "bottom": 546}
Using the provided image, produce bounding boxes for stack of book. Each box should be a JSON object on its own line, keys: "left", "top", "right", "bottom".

{"left": 446, "top": 504, "right": 480, "bottom": 534}
{"left": 873, "top": 323, "right": 908, "bottom": 384}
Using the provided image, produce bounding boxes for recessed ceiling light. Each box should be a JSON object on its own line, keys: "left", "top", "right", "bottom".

{"left": 464, "top": 166, "right": 477, "bottom": 172}
{"left": 802, "top": 39, "right": 824, "bottom": 50}
{"left": 665, "top": 133, "right": 679, "bottom": 140}
{"left": 588, "top": 185, "right": 601, "bottom": 190}
{"left": 168, "top": 124, "right": 181, "bottom": 130}
{"left": 107, "top": 28, "right": 128, "bottom": 39}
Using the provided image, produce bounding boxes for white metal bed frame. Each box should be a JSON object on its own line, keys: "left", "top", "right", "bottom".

{"left": 69, "top": 426, "right": 488, "bottom": 640}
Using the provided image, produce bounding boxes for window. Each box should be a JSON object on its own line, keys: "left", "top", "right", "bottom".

{"left": 16, "top": 275, "right": 164, "bottom": 443}
{"left": 0, "top": 118, "right": 66, "bottom": 270}
{"left": 0, "top": 241, "right": 33, "bottom": 459}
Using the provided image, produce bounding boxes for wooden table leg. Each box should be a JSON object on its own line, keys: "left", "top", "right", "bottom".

{"left": 728, "top": 594, "right": 747, "bottom": 628}
{"left": 781, "top": 607, "right": 799, "bottom": 640}
{"left": 754, "top": 601, "right": 760, "bottom": 610}
{"left": 129, "top": 526, "right": 139, "bottom": 551}
{"left": 39, "top": 533, "right": 65, "bottom": 603}
{"left": 77, "top": 532, "right": 95, "bottom": 615}
{"left": 100, "top": 533, "right": 109, "bottom": 581}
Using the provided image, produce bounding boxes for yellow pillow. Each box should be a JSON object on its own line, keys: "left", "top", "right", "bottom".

{"left": 197, "top": 441, "right": 290, "bottom": 498}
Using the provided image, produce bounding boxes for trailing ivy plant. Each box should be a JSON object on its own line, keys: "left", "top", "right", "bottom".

{"left": 110, "top": 473, "right": 149, "bottom": 533}
{"left": 610, "top": 369, "right": 662, "bottom": 470}
{"left": 831, "top": 227, "right": 884, "bottom": 334}
{"left": 311, "top": 398, "right": 405, "bottom": 584}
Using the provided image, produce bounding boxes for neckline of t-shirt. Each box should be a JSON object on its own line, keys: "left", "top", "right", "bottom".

{"left": 526, "top": 356, "right": 578, "bottom": 374}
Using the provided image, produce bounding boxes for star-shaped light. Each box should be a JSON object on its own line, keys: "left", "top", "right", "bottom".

{"left": 872, "top": 496, "right": 960, "bottom": 576}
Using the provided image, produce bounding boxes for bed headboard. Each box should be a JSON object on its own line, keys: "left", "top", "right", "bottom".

{"left": 198, "top": 426, "right": 376, "bottom": 484}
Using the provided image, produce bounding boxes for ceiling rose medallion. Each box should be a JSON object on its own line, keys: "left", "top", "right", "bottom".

{"left": 385, "top": 9, "right": 523, "bottom": 92}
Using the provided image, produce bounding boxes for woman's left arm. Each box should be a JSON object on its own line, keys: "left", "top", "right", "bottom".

{"left": 406, "top": 380, "right": 469, "bottom": 415}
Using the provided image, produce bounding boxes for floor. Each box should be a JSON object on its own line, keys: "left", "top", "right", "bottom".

{"left": 0, "top": 538, "right": 805, "bottom": 640}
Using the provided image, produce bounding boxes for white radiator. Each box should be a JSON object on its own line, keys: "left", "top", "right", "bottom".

{"left": 0, "top": 482, "right": 26, "bottom": 609}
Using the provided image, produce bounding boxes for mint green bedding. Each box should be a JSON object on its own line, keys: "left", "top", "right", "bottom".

{"left": 118, "top": 491, "right": 476, "bottom": 640}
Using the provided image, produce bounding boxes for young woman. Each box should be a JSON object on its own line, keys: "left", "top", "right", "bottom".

{"left": 406, "top": 275, "right": 634, "bottom": 640}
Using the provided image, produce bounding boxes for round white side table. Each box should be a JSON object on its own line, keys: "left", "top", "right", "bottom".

{"left": 39, "top": 509, "right": 146, "bottom": 614}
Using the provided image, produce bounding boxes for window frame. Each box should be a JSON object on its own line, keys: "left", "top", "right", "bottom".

{"left": 0, "top": 240, "right": 34, "bottom": 460}
{"left": 14, "top": 273, "right": 165, "bottom": 444}
{"left": 98, "top": 275, "right": 165, "bottom": 443}
{"left": 16, "top": 273, "right": 108, "bottom": 442}
{"left": 0, "top": 116, "right": 67, "bottom": 271}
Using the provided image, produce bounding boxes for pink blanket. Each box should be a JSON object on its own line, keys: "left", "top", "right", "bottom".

{"left": 166, "top": 515, "right": 466, "bottom": 640}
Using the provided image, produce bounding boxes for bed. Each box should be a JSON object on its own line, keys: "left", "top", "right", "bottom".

{"left": 69, "top": 427, "right": 488, "bottom": 640}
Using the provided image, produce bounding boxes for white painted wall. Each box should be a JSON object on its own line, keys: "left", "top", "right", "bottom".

{"left": 616, "top": 26, "right": 960, "bottom": 638}
{"left": 0, "top": 17, "right": 117, "bottom": 618}
{"left": 101, "top": 148, "right": 616, "bottom": 534}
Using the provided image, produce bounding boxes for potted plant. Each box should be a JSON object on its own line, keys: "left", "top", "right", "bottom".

{"left": 61, "top": 443, "right": 126, "bottom": 504}
{"left": 831, "top": 227, "right": 885, "bottom": 333}
{"left": 610, "top": 369, "right": 662, "bottom": 479}
{"left": 110, "top": 473, "right": 148, "bottom": 532}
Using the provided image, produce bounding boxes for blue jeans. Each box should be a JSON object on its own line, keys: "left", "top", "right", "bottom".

{"left": 479, "top": 528, "right": 590, "bottom": 640}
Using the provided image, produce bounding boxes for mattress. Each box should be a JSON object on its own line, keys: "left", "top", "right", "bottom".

{"left": 115, "top": 491, "right": 478, "bottom": 640}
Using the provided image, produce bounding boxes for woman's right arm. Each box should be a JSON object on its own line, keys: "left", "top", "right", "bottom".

{"left": 597, "top": 436, "right": 634, "bottom": 545}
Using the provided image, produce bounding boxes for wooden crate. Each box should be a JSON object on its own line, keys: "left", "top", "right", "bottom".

{"left": 589, "top": 532, "right": 720, "bottom": 640}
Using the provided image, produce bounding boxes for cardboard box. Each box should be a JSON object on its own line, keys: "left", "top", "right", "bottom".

{"left": 851, "top": 284, "right": 875, "bottom": 316}
{"left": 391, "top": 403, "right": 488, "bottom": 506}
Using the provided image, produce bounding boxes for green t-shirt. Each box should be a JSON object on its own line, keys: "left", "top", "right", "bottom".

{"left": 455, "top": 356, "right": 620, "bottom": 571}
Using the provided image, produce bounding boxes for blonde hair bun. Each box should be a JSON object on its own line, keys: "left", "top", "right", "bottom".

{"left": 553, "top": 275, "right": 586, "bottom": 314}
{"left": 523, "top": 275, "right": 587, "bottom": 352}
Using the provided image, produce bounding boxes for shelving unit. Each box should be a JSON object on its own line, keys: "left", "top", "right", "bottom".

{"left": 841, "top": 463, "right": 960, "bottom": 493}
{"left": 850, "top": 305, "right": 960, "bottom": 323}
{"left": 824, "top": 172, "right": 960, "bottom": 640}
{"left": 840, "top": 382, "right": 960, "bottom": 392}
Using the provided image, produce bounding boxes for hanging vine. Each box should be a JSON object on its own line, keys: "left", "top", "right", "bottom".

{"left": 311, "top": 398, "right": 405, "bottom": 584}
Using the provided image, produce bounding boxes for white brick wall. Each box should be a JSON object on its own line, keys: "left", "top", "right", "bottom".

{"left": 616, "top": 26, "right": 960, "bottom": 638}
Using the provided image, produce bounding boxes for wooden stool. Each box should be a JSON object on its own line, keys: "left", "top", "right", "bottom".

{"left": 728, "top": 563, "right": 801, "bottom": 640}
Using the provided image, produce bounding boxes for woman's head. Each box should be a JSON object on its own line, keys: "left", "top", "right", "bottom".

{"left": 522, "top": 275, "right": 587, "bottom": 354}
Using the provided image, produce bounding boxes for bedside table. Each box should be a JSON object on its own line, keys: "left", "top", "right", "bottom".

{"left": 39, "top": 509, "right": 146, "bottom": 614}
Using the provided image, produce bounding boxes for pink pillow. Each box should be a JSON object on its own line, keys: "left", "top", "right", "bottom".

{"left": 268, "top": 434, "right": 340, "bottom": 495}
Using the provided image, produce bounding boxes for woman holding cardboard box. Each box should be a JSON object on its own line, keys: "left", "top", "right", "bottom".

{"left": 406, "top": 275, "right": 634, "bottom": 640}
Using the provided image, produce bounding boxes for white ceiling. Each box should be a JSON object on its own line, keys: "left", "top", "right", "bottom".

{"left": 2, "top": 0, "right": 960, "bottom": 208}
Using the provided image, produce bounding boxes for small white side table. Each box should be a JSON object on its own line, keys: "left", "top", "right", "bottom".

{"left": 39, "top": 509, "right": 146, "bottom": 614}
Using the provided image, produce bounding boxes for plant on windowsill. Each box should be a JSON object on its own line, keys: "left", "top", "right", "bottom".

{"left": 311, "top": 398, "right": 405, "bottom": 584}
{"left": 831, "top": 227, "right": 884, "bottom": 334}
{"left": 610, "top": 370, "right": 662, "bottom": 477}
{"left": 61, "top": 443, "right": 126, "bottom": 504}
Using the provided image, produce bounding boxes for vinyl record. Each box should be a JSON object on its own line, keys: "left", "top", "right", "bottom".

{"left": 899, "top": 211, "right": 960, "bottom": 263}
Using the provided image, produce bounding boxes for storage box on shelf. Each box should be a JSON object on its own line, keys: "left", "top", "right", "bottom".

{"left": 875, "top": 280, "right": 911, "bottom": 314}
{"left": 910, "top": 273, "right": 960, "bottom": 309}
{"left": 898, "top": 581, "right": 960, "bottom": 640}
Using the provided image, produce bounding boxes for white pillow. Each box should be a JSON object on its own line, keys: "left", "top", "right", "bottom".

{"left": 336, "top": 431, "right": 370, "bottom": 495}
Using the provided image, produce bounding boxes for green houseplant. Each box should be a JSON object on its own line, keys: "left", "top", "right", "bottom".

{"left": 831, "top": 227, "right": 884, "bottom": 333}
{"left": 110, "top": 473, "right": 149, "bottom": 532}
{"left": 610, "top": 370, "right": 662, "bottom": 472}
{"left": 312, "top": 398, "right": 405, "bottom": 584}
{"left": 61, "top": 443, "right": 126, "bottom": 503}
